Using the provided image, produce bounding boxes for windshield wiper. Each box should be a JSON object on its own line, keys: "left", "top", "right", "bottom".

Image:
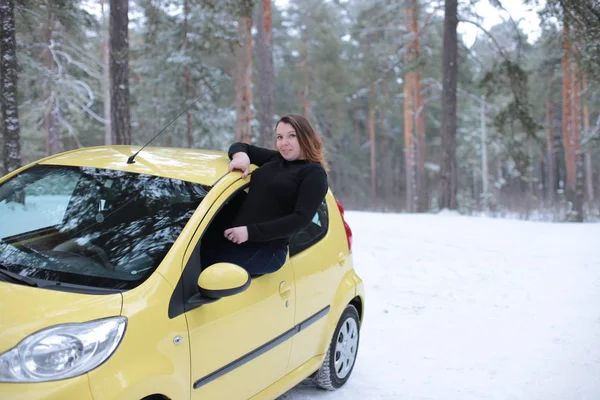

{"left": 0, "top": 267, "right": 39, "bottom": 287}
{"left": 43, "top": 281, "right": 124, "bottom": 294}
{"left": 0, "top": 265, "right": 122, "bottom": 293}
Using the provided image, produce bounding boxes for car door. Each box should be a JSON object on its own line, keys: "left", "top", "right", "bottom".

{"left": 184, "top": 179, "right": 296, "bottom": 400}
{"left": 286, "top": 193, "right": 343, "bottom": 372}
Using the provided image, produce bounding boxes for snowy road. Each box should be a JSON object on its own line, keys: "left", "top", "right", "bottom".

{"left": 280, "top": 211, "right": 600, "bottom": 400}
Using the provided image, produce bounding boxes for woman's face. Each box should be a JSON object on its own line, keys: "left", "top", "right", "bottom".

{"left": 276, "top": 122, "right": 302, "bottom": 161}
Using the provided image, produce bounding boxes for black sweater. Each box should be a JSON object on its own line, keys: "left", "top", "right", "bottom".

{"left": 228, "top": 142, "right": 328, "bottom": 249}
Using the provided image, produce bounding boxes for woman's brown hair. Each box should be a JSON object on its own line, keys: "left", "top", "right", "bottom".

{"left": 275, "top": 114, "right": 329, "bottom": 172}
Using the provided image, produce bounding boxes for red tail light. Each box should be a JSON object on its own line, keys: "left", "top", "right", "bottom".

{"left": 336, "top": 200, "right": 353, "bottom": 252}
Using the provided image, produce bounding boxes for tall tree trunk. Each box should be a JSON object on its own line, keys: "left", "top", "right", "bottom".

{"left": 101, "top": 0, "right": 112, "bottom": 145}
{"left": 234, "top": 1, "right": 254, "bottom": 143}
{"left": 40, "top": 12, "right": 63, "bottom": 156}
{"left": 545, "top": 100, "right": 555, "bottom": 202}
{"left": 299, "top": 42, "right": 311, "bottom": 120}
{"left": 412, "top": 0, "right": 427, "bottom": 212}
{"left": 44, "top": 94, "right": 62, "bottom": 155}
{"left": 0, "top": 0, "right": 21, "bottom": 174}
{"left": 378, "top": 81, "right": 388, "bottom": 203}
{"left": 369, "top": 86, "right": 376, "bottom": 207}
{"left": 403, "top": 73, "right": 415, "bottom": 212}
{"left": 582, "top": 75, "right": 593, "bottom": 202}
{"left": 379, "top": 109, "right": 388, "bottom": 202}
{"left": 353, "top": 108, "right": 360, "bottom": 146}
{"left": 571, "top": 60, "right": 584, "bottom": 218}
{"left": 480, "top": 96, "right": 488, "bottom": 207}
{"left": 584, "top": 153, "right": 593, "bottom": 202}
{"left": 526, "top": 136, "right": 534, "bottom": 211}
{"left": 471, "top": 159, "right": 478, "bottom": 203}
{"left": 404, "top": 0, "right": 426, "bottom": 212}
{"left": 183, "top": 0, "right": 192, "bottom": 147}
{"left": 561, "top": 23, "right": 583, "bottom": 221}
{"left": 257, "top": 0, "right": 274, "bottom": 148}
{"left": 439, "top": 0, "right": 458, "bottom": 210}
{"left": 415, "top": 67, "right": 427, "bottom": 212}
{"left": 110, "top": 0, "right": 131, "bottom": 145}
{"left": 561, "top": 32, "right": 573, "bottom": 193}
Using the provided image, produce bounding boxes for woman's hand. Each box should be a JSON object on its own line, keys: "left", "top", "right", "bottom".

{"left": 224, "top": 226, "right": 248, "bottom": 244}
{"left": 229, "top": 152, "right": 250, "bottom": 178}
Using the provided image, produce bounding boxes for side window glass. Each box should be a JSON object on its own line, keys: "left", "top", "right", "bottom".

{"left": 289, "top": 200, "right": 329, "bottom": 257}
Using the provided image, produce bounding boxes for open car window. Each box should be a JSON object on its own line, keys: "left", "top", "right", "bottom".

{"left": 289, "top": 199, "right": 329, "bottom": 257}
{"left": 0, "top": 165, "right": 209, "bottom": 291}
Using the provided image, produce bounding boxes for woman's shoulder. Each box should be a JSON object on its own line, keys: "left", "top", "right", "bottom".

{"left": 310, "top": 160, "right": 327, "bottom": 171}
{"left": 300, "top": 161, "right": 328, "bottom": 181}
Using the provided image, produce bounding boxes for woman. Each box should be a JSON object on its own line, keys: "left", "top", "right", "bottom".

{"left": 208, "top": 114, "right": 329, "bottom": 276}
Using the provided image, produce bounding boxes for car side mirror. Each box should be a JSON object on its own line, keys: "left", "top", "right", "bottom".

{"left": 197, "top": 263, "right": 251, "bottom": 299}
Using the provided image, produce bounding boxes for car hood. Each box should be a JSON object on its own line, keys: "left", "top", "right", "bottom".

{"left": 0, "top": 281, "right": 122, "bottom": 353}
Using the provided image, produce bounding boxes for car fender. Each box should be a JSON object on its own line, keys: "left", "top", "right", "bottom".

{"left": 87, "top": 274, "right": 190, "bottom": 400}
{"left": 352, "top": 270, "right": 366, "bottom": 322}
{"left": 99, "top": 377, "right": 183, "bottom": 400}
{"left": 317, "top": 268, "right": 361, "bottom": 356}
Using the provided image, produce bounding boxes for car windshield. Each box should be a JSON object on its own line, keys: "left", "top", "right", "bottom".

{"left": 0, "top": 165, "right": 209, "bottom": 291}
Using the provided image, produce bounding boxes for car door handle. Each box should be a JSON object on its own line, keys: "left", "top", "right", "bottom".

{"left": 279, "top": 281, "right": 291, "bottom": 296}
{"left": 338, "top": 252, "right": 346, "bottom": 266}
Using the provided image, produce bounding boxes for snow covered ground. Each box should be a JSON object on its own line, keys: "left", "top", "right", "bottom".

{"left": 281, "top": 211, "right": 600, "bottom": 400}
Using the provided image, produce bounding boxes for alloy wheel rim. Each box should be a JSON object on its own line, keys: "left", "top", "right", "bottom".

{"left": 333, "top": 316, "right": 358, "bottom": 379}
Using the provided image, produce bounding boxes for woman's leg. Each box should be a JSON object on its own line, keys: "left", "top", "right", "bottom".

{"left": 249, "top": 249, "right": 287, "bottom": 276}
{"left": 203, "top": 242, "right": 287, "bottom": 276}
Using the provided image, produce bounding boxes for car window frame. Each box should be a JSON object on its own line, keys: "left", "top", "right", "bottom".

{"left": 169, "top": 179, "right": 251, "bottom": 317}
{"left": 289, "top": 199, "right": 329, "bottom": 257}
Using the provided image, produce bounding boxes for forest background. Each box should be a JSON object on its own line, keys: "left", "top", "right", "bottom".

{"left": 1, "top": 0, "right": 598, "bottom": 222}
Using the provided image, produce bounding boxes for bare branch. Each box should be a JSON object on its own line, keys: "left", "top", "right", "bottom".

{"left": 458, "top": 18, "right": 509, "bottom": 60}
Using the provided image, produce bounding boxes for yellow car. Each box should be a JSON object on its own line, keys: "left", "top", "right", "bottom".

{"left": 0, "top": 146, "right": 365, "bottom": 400}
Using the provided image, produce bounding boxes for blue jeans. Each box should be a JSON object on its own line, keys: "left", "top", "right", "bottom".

{"left": 203, "top": 242, "right": 287, "bottom": 276}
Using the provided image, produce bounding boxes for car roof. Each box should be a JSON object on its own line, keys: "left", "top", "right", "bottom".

{"left": 40, "top": 145, "right": 230, "bottom": 186}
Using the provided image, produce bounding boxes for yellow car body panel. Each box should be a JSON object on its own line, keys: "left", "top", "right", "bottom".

{"left": 187, "top": 268, "right": 296, "bottom": 400}
{"left": 0, "top": 376, "right": 94, "bottom": 400}
{"left": 250, "top": 355, "right": 325, "bottom": 400}
{"left": 286, "top": 191, "right": 347, "bottom": 372}
{"left": 0, "top": 282, "right": 120, "bottom": 399}
{"left": 0, "top": 281, "right": 122, "bottom": 354}
{"left": 86, "top": 273, "right": 190, "bottom": 400}
{"left": 182, "top": 178, "right": 296, "bottom": 400}
{"left": 249, "top": 266, "right": 365, "bottom": 400}
{"left": 0, "top": 146, "right": 364, "bottom": 400}
{"left": 41, "top": 146, "right": 231, "bottom": 186}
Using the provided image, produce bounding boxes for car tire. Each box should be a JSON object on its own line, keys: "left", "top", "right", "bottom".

{"left": 313, "top": 304, "right": 360, "bottom": 390}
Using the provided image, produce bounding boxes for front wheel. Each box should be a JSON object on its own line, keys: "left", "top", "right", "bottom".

{"left": 313, "top": 304, "right": 360, "bottom": 390}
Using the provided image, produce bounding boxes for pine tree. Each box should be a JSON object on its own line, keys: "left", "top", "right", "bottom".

{"left": 234, "top": 0, "right": 255, "bottom": 143}
{"left": 101, "top": 0, "right": 112, "bottom": 145}
{"left": 439, "top": 0, "right": 458, "bottom": 210}
{"left": 403, "top": 0, "right": 427, "bottom": 212}
{"left": 561, "top": 22, "right": 584, "bottom": 221}
{"left": 39, "top": 4, "right": 63, "bottom": 155}
{"left": 110, "top": 0, "right": 131, "bottom": 145}
{"left": 256, "top": 0, "right": 274, "bottom": 147}
{"left": 0, "top": 0, "right": 22, "bottom": 174}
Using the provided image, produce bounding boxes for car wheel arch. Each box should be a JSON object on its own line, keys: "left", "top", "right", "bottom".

{"left": 349, "top": 295, "right": 363, "bottom": 323}
{"left": 141, "top": 395, "right": 170, "bottom": 400}
{"left": 317, "top": 270, "right": 361, "bottom": 356}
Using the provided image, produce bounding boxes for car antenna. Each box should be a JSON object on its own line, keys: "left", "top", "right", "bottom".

{"left": 127, "top": 85, "right": 215, "bottom": 164}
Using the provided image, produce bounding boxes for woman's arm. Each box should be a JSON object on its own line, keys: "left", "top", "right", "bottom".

{"left": 228, "top": 142, "right": 280, "bottom": 166}
{"left": 246, "top": 165, "right": 328, "bottom": 242}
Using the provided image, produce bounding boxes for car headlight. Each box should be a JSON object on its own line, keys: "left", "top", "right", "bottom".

{"left": 0, "top": 317, "right": 126, "bottom": 382}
